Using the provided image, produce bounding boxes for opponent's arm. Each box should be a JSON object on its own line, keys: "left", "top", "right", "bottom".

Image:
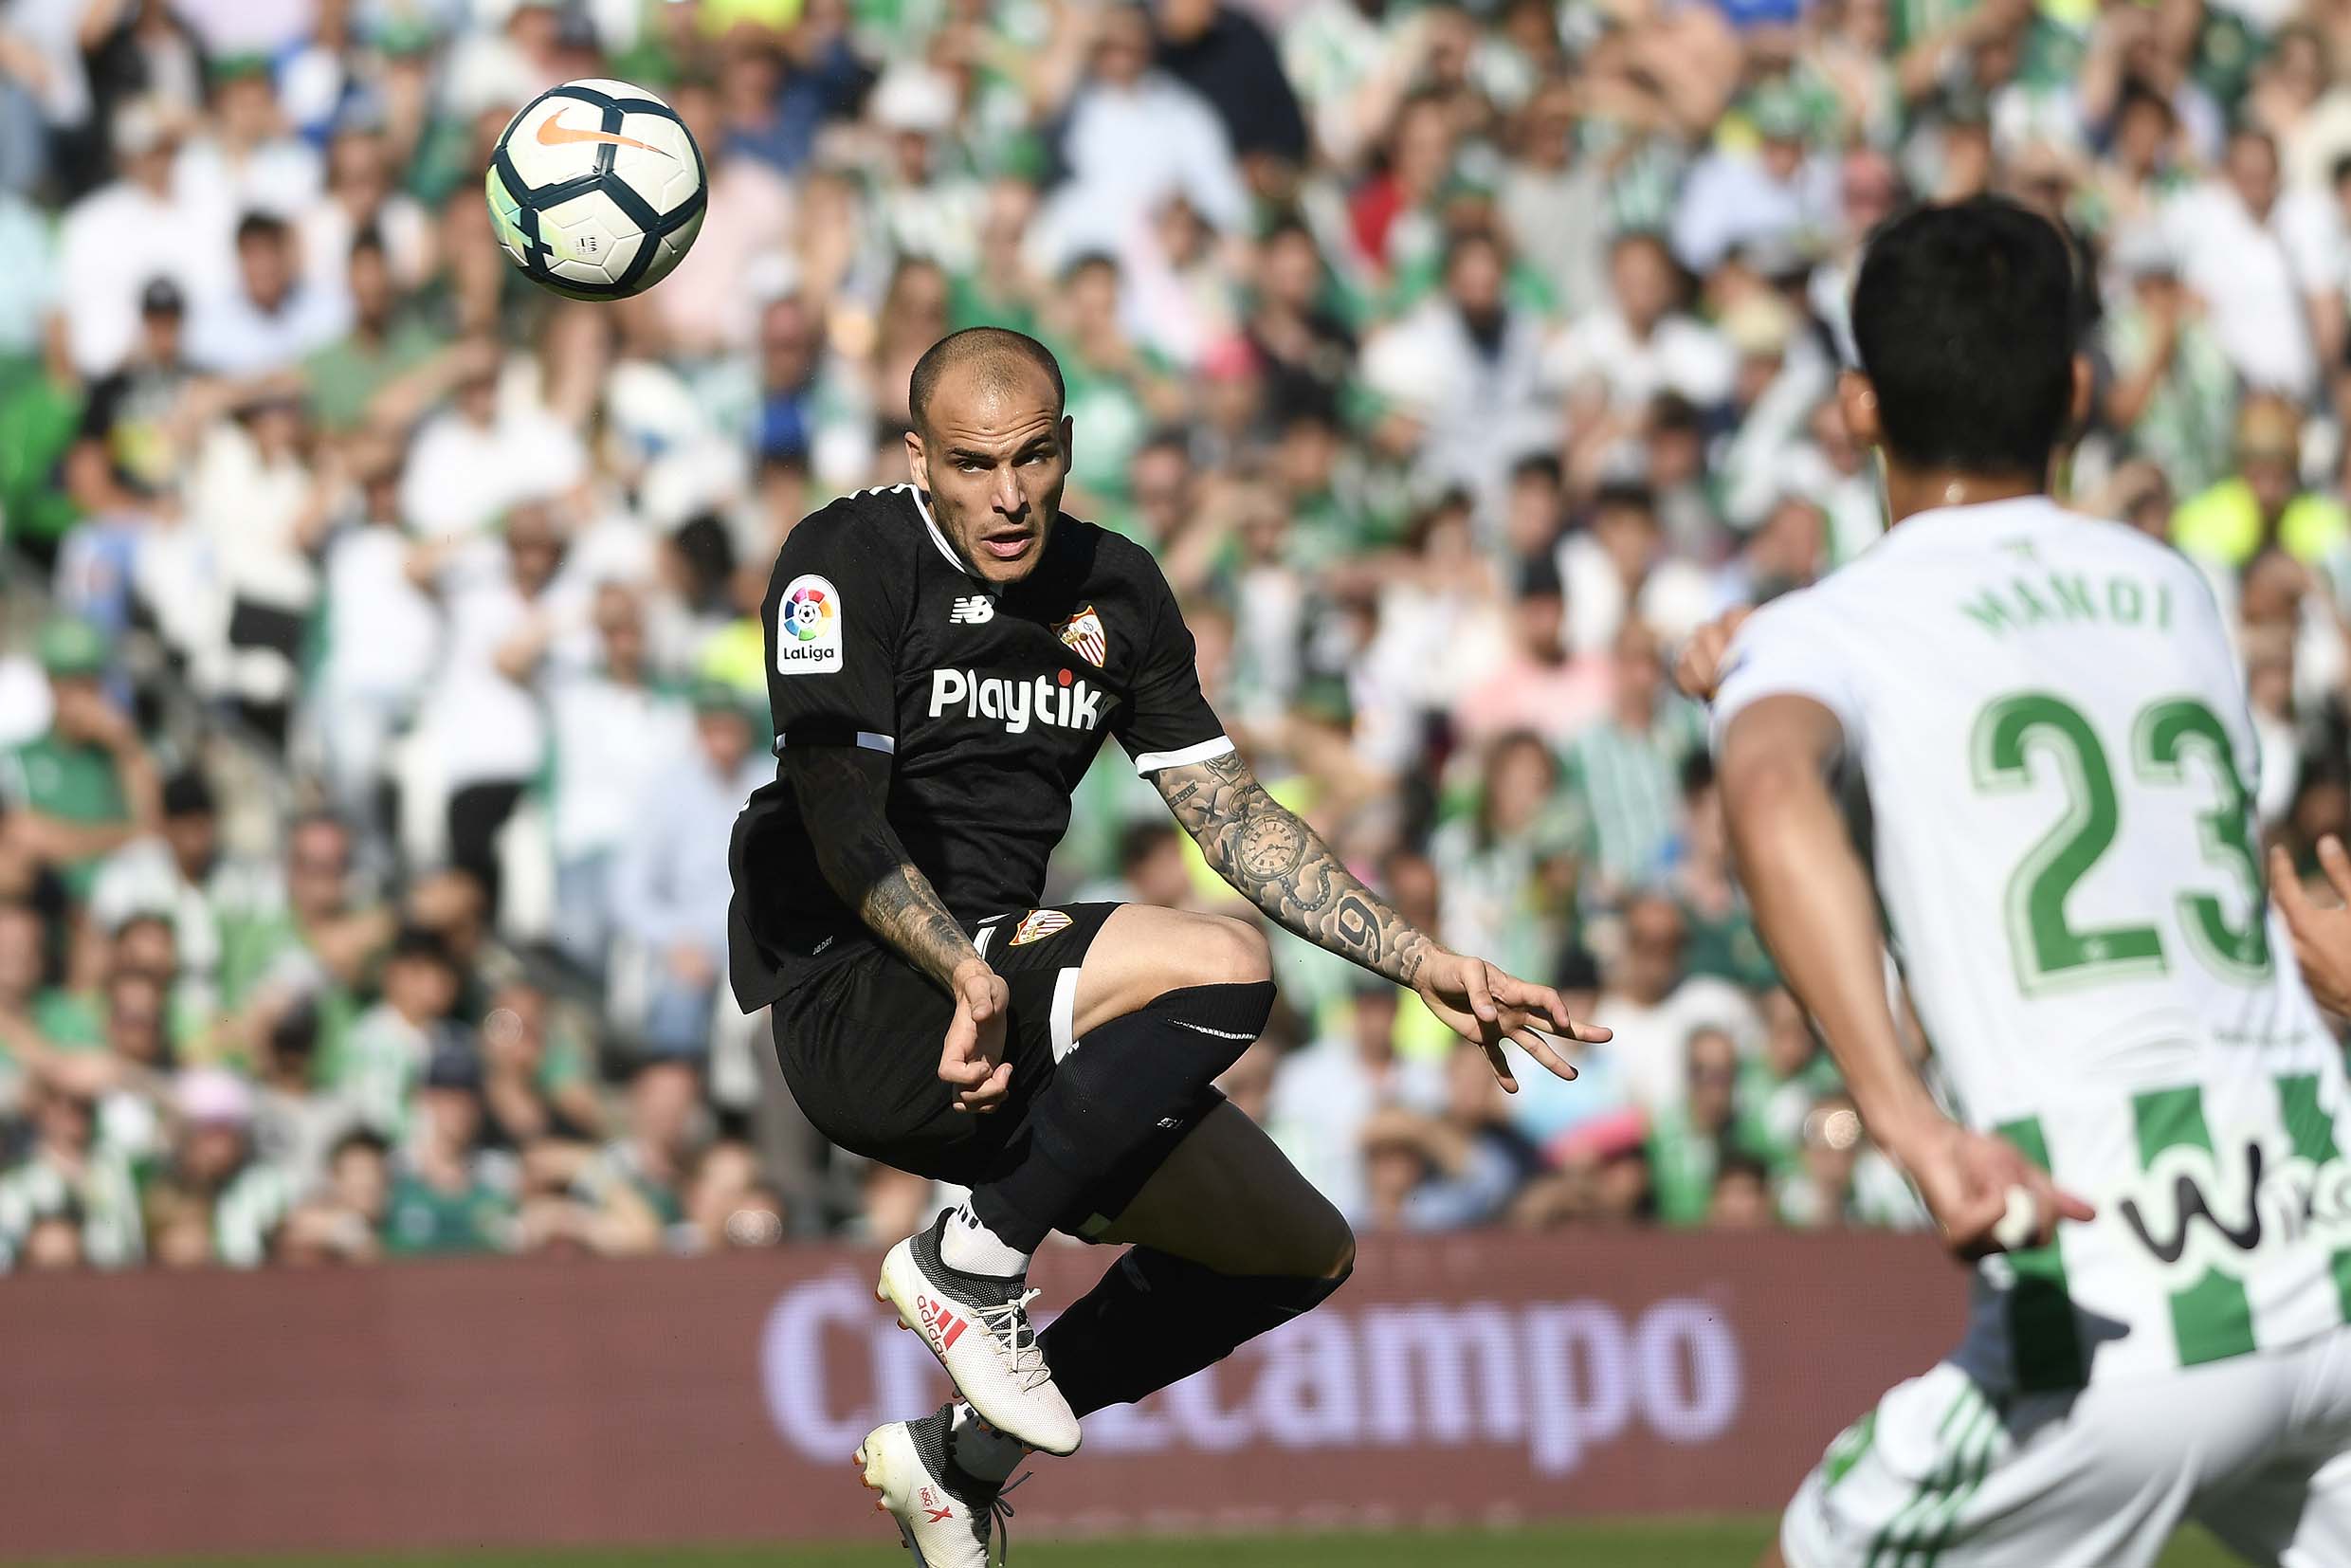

{"left": 783, "top": 745, "right": 1009, "bottom": 1111}
{"left": 1153, "top": 749, "right": 1607, "bottom": 1088}
{"left": 1716, "top": 693, "right": 2093, "bottom": 1251}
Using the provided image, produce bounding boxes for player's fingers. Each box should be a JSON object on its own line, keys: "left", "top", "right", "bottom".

{"left": 1515, "top": 982, "right": 1575, "bottom": 1033}
{"left": 937, "top": 1036, "right": 989, "bottom": 1088}
{"left": 1564, "top": 1018, "right": 1613, "bottom": 1045}
{"left": 962, "top": 973, "right": 1000, "bottom": 1023}
{"left": 2036, "top": 1170, "right": 2096, "bottom": 1229}
{"left": 2321, "top": 835, "right": 2351, "bottom": 906}
{"left": 1672, "top": 634, "right": 1720, "bottom": 701}
{"left": 959, "top": 1061, "right": 1014, "bottom": 1112}
{"left": 2271, "top": 845, "right": 2315, "bottom": 922}
{"left": 1510, "top": 1030, "right": 1579, "bottom": 1083}
{"left": 1465, "top": 961, "right": 1499, "bottom": 1023}
{"left": 1481, "top": 1037, "right": 1521, "bottom": 1094}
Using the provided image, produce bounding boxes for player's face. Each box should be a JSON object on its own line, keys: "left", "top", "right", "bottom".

{"left": 907, "top": 368, "right": 1073, "bottom": 586}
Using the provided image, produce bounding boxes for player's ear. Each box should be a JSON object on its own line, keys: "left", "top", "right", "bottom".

{"left": 1059, "top": 413, "right": 1075, "bottom": 467}
{"left": 904, "top": 427, "right": 929, "bottom": 491}
{"left": 1836, "top": 369, "right": 1882, "bottom": 449}
{"left": 2067, "top": 353, "right": 2092, "bottom": 434}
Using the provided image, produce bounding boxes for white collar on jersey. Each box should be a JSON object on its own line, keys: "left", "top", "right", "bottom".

{"left": 903, "top": 484, "right": 993, "bottom": 589}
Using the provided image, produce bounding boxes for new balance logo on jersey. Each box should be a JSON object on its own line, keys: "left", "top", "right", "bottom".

{"left": 949, "top": 595, "right": 995, "bottom": 626}
{"left": 928, "top": 667, "right": 1104, "bottom": 735}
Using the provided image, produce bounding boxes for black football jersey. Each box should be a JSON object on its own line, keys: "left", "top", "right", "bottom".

{"left": 727, "top": 484, "right": 1230, "bottom": 1008}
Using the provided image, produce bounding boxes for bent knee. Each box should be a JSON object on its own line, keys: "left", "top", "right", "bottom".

{"left": 1169, "top": 914, "right": 1270, "bottom": 992}
{"left": 1287, "top": 1194, "right": 1355, "bottom": 1281}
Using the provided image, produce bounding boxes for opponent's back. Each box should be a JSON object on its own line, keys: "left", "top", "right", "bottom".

{"left": 1717, "top": 495, "right": 2349, "bottom": 1390}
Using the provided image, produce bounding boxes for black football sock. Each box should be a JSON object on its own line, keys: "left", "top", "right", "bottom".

{"left": 969, "top": 980, "right": 1274, "bottom": 1252}
{"left": 1036, "top": 1246, "right": 1353, "bottom": 1415}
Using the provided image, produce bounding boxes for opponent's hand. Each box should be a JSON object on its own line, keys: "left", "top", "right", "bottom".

{"left": 1894, "top": 1120, "right": 2095, "bottom": 1258}
{"left": 939, "top": 958, "right": 1011, "bottom": 1114}
{"left": 1673, "top": 606, "right": 1753, "bottom": 703}
{"left": 2271, "top": 839, "right": 2351, "bottom": 1016}
{"left": 1413, "top": 949, "right": 1611, "bottom": 1092}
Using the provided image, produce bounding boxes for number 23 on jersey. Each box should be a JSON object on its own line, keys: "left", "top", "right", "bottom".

{"left": 1973, "top": 692, "right": 2270, "bottom": 992}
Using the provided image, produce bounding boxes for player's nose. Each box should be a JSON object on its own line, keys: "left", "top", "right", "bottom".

{"left": 991, "top": 468, "right": 1026, "bottom": 517}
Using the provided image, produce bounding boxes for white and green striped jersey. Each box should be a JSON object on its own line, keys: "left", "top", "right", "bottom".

{"left": 1714, "top": 496, "right": 2348, "bottom": 1392}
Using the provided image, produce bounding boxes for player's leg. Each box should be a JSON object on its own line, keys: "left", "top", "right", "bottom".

{"left": 882, "top": 903, "right": 1295, "bottom": 1456}
{"left": 770, "top": 950, "right": 1049, "bottom": 1568}
{"left": 1781, "top": 1359, "right": 2264, "bottom": 1568}
{"left": 1030, "top": 1096, "right": 1353, "bottom": 1420}
{"left": 946, "top": 904, "right": 1278, "bottom": 1272}
{"left": 2190, "top": 1324, "right": 2351, "bottom": 1566}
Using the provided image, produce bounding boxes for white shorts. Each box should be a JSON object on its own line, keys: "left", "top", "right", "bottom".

{"left": 1782, "top": 1326, "right": 2351, "bottom": 1568}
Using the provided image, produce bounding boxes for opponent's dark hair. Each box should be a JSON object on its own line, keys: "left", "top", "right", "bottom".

{"left": 907, "top": 326, "right": 1066, "bottom": 438}
{"left": 1850, "top": 196, "right": 2077, "bottom": 478}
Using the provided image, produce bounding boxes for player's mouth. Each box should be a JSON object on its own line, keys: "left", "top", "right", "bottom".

{"left": 977, "top": 530, "right": 1032, "bottom": 562}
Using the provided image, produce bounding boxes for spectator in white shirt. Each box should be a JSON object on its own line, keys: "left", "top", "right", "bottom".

{"left": 1671, "top": 84, "right": 1841, "bottom": 276}
{"left": 313, "top": 456, "right": 443, "bottom": 858}
{"left": 1266, "top": 982, "right": 1446, "bottom": 1224}
{"left": 413, "top": 501, "right": 590, "bottom": 921}
{"left": 1032, "top": 3, "right": 1249, "bottom": 273}
{"left": 399, "top": 346, "right": 587, "bottom": 540}
{"left": 58, "top": 99, "right": 227, "bottom": 378}
{"left": 188, "top": 211, "right": 350, "bottom": 376}
{"left": 1358, "top": 228, "right": 1554, "bottom": 532}
{"left": 173, "top": 59, "right": 322, "bottom": 256}
{"left": 1593, "top": 891, "right": 1763, "bottom": 1121}
{"left": 544, "top": 585, "right": 694, "bottom": 981}
{"left": 609, "top": 683, "right": 769, "bottom": 1059}
{"left": 2165, "top": 125, "right": 2339, "bottom": 403}
{"left": 1545, "top": 231, "right": 1737, "bottom": 425}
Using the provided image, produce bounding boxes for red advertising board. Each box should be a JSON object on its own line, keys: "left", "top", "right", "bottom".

{"left": 0, "top": 1230, "right": 1967, "bottom": 1559}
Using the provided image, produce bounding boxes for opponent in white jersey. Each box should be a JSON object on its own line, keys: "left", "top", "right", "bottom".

{"left": 1697, "top": 198, "right": 2351, "bottom": 1567}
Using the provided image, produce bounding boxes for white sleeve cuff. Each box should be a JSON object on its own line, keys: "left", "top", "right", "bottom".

{"left": 773, "top": 731, "right": 896, "bottom": 756}
{"left": 1133, "top": 735, "right": 1235, "bottom": 775}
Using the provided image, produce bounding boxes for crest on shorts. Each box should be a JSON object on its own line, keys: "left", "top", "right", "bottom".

{"left": 1054, "top": 606, "right": 1107, "bottom": 668}
{"left": 1010, "top": 908, "right": 1073, "bottom": 946}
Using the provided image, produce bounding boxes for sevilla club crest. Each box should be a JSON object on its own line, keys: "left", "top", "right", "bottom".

{"left": 1055, "top": 605, "right": 1107, "bottom": 667}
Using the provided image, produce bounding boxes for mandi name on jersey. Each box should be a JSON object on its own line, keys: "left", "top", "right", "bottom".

{"left": 928, "top": 666, "right": 1104, "bottom": 735}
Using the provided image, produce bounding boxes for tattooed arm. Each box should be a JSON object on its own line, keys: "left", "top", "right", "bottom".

{"left": 784, "top": 746, "right": 1011, "bottom": 1111}
{"left": 1153, "top": 749, "right": 1609, "bottom": 1088}
{"left": 1155, "top": 748, "right": 1431, "bottom": 985}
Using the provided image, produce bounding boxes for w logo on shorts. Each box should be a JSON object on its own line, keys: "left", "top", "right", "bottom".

{"left": 1010, "top": 909, "right": 1073, "bottom": 946}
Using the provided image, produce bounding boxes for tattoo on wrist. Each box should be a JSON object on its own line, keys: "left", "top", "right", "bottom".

{"left": 1156, "top": 751, "right": 1430, "bottom": 986}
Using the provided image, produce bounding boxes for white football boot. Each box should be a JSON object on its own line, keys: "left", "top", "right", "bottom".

{"left": 854, "top": 1404, "right": 1021, "bottom": 1567}
{"left": 876, "top": 1212, "right": 1081, "bottom": 1455}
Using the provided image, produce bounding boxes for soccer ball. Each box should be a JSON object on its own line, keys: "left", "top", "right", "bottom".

{"left": 484, "top": 78, "right": 705, "bottom": 301}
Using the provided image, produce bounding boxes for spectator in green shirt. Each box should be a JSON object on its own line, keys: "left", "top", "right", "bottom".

{"left": 383, "top": 1044, "right": 519, "bottom": 1257}
{"left": 1647, "top": 1026, "right": 1773, "bottom": 1226}
{"left": 0, "top": 619, "right": 160, "bottom": 903}
{"left": 301, "top": 226, "right": 446, "bottom": 435}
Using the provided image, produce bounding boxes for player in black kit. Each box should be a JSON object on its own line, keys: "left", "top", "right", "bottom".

{"left": 727, "top": 327, "right": 1601, "bottom": 1564}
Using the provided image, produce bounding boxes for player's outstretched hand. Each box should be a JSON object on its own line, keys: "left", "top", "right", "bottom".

{"left": 1899, "top": 1120, "right": 2095, "bottom": 1259}
{"left": 940, "top": 958, "right": 1012, "bottom": 1114}
{"left": 1413, "top": 950, "right": 1611, "bottom": 1093}
{"left": 2270, "top": 839, "right": 2351, "bottom": 1016}
{"left": 1673, "top": 605, "right": 1753, "bottom": 702}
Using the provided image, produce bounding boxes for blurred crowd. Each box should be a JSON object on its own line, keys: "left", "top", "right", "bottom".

{"left": 3, "top": 0, "right": 2349, "bottom": 1271}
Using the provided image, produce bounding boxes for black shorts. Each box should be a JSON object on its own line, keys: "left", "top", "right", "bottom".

{"left": 771, "top": 902, "right": 1220, "bottom": 1235}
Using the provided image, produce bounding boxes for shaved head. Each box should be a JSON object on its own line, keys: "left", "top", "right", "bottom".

{"left": 908, "top": 327, "right": 1066, "bottom": 439}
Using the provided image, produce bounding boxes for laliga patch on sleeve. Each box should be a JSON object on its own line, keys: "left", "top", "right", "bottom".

{"left": 775, "top": 574, "right": 844, "bottom": 675}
